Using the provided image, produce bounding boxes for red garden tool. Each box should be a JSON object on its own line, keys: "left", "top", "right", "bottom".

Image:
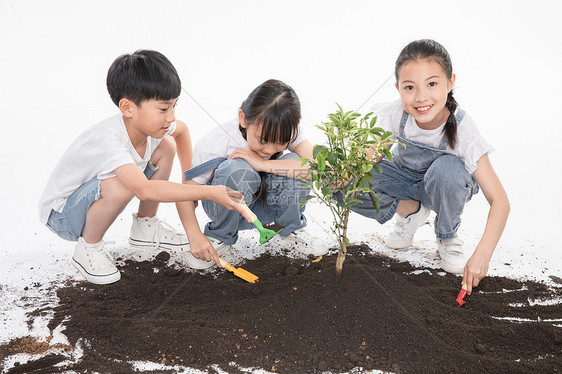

{"left": 456, "top": 283, "right": 468, "bottom": 307}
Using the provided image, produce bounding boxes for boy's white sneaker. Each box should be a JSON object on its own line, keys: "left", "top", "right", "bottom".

{"left": 129, "top": 213, "right": 189, "bottom": 251}
{"left": 275, "top": 228, "right": 329, "bottom": 256}
{"left": 184, "top": 237, "right": 232, "bottom": 270}
{"left": 437, "top": 237, "right": 469, "bottom": 274}
{"left": 72, "top": 237, "right": 120, "bottom": 285}
{"left": 385, "top": 205, "right": 430, "bottom": 249}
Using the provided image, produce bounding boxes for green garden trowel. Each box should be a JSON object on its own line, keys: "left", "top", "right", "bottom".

{"left": 239, "top": 202, "right": 281, "bottom": 244}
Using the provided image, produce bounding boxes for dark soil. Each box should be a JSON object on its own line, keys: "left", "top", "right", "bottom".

{"left": 3, "top": 245, "right": 562, "bottom": 373}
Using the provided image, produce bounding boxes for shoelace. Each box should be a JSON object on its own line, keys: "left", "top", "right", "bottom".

{"left": 89, "top": 247, "right": 115, "bottom": 271}
{"left": 149, "top": 219, "right": 180, "bottom": 249}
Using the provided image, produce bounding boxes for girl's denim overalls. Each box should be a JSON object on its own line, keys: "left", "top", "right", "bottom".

{"left": 350, "top": 109, "right": 479, "bottom": 239}
{"left": 183, "top": 153, "right": 309, "bottom": 245}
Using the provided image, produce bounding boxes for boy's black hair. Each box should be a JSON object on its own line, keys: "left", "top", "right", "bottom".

{"left": 106, "top": 50, "right": 181, "bottom": 106}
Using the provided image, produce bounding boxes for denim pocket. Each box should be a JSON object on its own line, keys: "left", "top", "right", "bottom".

{"left": 464, "top": 175, "right": 480, "bottom": 203}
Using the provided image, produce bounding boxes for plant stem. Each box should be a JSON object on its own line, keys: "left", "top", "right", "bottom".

{"left": 335, "top": 206, "right": 351, "bottom": 277}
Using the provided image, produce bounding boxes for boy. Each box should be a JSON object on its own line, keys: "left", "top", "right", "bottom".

{"left": 39, "top": 50, "right": 250, "bottom": 285}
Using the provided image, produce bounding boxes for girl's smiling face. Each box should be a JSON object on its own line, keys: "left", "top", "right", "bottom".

{"left": 239, "top": 110, "right": 288, "bottom": 158}
{"left": 396, "top": 59, "right": 455, "bottom": 130}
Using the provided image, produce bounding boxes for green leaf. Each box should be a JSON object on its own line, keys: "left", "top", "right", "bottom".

{"left": 354, "top": 187, "right": 372, "bottom": 194}
{"left": 346, "top": 198, "right": 363, "bottom": 207}
{"left": 298, "top": 157, "right": 310, "bottom": 167}
{"left": 369, "top": 192, "right": 381, "bottom": 213}
{"left": 383, "top": 149, "right": 393, "bottom": 162}
{"left": 317, "top": 152, "right": 326, "bottom": 173}
{"left": 321, "top": 186, "right": 333, "bottom": 197}
{"left": 369, "top": 115, "right": 378, "bottom": 128}
{"left": 381, "top": 131, "right": 394, "bottom": 142}
{"left": 357, "top": 174, "right": 371, "bottom": 186}
{"left": 298, "top": 195, "right": 315, "bottom": 210}
{"left": 312, "top": 144, "right": 328, "bottom": 159}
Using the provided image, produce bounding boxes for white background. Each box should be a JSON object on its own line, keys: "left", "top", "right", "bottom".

{"left": 1, "top": 0, "right": 561, "bottom": 361}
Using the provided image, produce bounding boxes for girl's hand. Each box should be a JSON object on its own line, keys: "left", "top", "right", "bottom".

{"left": 188, "top": 232, "right": 220, "bottom": 265}
{"left": 228, "top": 148, "right": 266, "bottom": 171}
{"left": 462, "top": 251, "right": 490, "bottom": 294}
{"left": 209, "top": 185, "right": 253, "bottom": 223}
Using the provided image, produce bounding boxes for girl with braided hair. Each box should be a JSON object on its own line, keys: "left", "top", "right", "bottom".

{"left": 351, "top": 39, "right": 509, "bottom": 293}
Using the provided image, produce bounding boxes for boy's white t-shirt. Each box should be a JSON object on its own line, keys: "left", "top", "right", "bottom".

{"left": 38, "top": 114, "right": 176, "bottom": 224}
{"left": 191, "top": 118, "right": 306, "bottom": 185}
{"left": 372, "top": 100, "right": 494, "bottom": 174}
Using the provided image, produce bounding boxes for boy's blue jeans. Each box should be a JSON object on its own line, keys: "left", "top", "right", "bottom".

{"left": 46, "top": 163, "right": 158, "bottom": 241}
{"left": 341, "top": 155, "right": 479, "bottom": 239}
{"left": 201, "top": 153, "right": 309, "bottom": 245}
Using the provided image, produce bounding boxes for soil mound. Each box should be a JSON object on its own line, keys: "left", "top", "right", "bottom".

{"left": 4, "top": 245, "right": 562, "bottom": 373}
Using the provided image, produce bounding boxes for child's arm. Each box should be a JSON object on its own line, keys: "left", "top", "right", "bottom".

{"left": 227, "top": 140, "right": 314, "bottom": 180}
{"left": 464, "top": 153, "right": 510, "bottom": 293}
{"left": 170, "top": 120, "right": 244, "bottom": 264}
{"left": 114, "top": 163, "right": 246, "bottom": 209}
{"left": 176, "top": 182, "right": 223, "bottom": 264}
{"left": 114, "top": 120, "right": 252, "bottom": 221}
{"left": 169, "top": 120, "right": 193, "bottom": 179}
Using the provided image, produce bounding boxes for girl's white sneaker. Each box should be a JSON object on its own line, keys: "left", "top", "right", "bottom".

{"left": 275, "top": 228, "right": 329, "bottom": 256}
{"left": 72, "top": 237, "right": 121, "bottom": 284}
{"left": 385, "top": 205, "right": 430, "bottom": 249}
{"left": 437, "top": 237, "right": 469, "bottom": 274}
{"left": 129, "top": 213, "right": 189, "bottom": 251}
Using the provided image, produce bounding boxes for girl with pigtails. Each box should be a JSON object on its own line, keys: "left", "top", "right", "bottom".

{"left": 351, "top": 39, "right": 509, "bottom": 293}
{"left": 178, "top": 79, "right": 326, "bottom": 270}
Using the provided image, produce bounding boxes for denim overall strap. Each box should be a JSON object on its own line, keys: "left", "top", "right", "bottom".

{"left": 184, "top": 157, "right": 227, "bottom": 181}
{"left": 396, "top": 111, "right": 443, "bottom": 154}
{"left": 398, "top": 108, "right": 467, "bottom": 151}
{"left": 394, "top": 108, "right": 466, "bottom": 173}
{"left": 398, "top": 110, "right": 409, "bottom": 136}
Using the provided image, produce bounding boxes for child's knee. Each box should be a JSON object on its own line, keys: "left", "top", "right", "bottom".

{"left": 100, "top": 177, "right": 134, "bottom": 205}
{"left": 214, "top": 159, "right": 261, "bottom": 193}
{"left": 425, "top": 155, "right": 472, "bottom": 191}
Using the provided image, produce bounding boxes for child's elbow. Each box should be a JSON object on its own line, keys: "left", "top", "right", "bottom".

{"left": 134, "top": 184, "right": 153, "bottom": 201}
{"left": 499, "top": 191, "right": 510, "bottom": 218}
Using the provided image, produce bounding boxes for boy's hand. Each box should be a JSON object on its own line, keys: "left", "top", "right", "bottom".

{"left": 189, "top": 232, "right": 220, "bottom": 264}
{"left": 462, "top": 251, "right": 490, "bottom": 294}
{"left": 210, "top": 185, "right": 253, "bottom": 223}
{"left": 228, "top": 148, "right": 266, "bottom": 171}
